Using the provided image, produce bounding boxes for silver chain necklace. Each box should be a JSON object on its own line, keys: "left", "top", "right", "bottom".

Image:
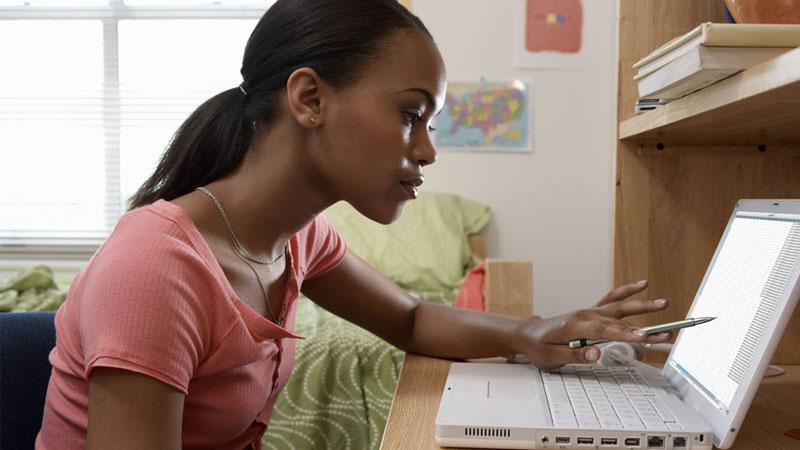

{"left": 196, "top": 186, "right": 286, "bottom": 324}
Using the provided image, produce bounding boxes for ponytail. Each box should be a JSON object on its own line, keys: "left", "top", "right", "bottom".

{"left": 127, "top": 88, "right": 253, "bottom": 209}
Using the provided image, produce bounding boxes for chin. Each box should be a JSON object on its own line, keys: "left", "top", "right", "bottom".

{"left": 350, "top": 198, "right": 407, "bottom": 225}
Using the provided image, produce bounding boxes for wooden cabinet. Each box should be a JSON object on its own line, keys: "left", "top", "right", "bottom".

{"left": 614, "top": 0, "right": 800, "bottom": 364}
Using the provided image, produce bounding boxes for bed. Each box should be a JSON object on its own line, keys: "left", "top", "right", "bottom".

{"left": 262, "top": 192, "right": 532, "bottom": 450}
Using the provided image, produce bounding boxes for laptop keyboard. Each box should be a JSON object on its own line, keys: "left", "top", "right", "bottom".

{"left": 542, "top": 366, "right": 683, "bottom": 431}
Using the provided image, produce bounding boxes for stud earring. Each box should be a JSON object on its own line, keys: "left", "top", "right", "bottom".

{"left": 309, "top": 117, "right": 316, "bottom": 124}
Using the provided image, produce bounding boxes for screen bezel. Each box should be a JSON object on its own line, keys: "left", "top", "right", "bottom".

{"left": 661, "top": 199, "right": 800, "bottom": 449}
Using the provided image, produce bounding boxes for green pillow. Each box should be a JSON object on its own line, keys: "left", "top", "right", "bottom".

{"left": 323, "top": 192, "right": 490, "bottom": 294}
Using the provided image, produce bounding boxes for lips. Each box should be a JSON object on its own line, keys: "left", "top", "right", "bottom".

{"left": 400, "top": 176, "right": 424, "bottom": 199}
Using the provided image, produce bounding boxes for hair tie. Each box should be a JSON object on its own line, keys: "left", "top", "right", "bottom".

{"left": 238, "top": 84, "right": 248, "bottom": 96}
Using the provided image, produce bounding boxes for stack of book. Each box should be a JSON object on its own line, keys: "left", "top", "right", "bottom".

{"left": 634, "top": 22, "right": 800, "bottom": 106}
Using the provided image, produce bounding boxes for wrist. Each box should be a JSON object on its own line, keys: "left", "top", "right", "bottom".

{"left": 507, "top": 315, "right": 537, "bottom": 356}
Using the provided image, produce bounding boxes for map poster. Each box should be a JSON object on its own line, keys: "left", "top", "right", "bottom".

{"left": 434, "top": 80, "right": 531, "bottom": 153}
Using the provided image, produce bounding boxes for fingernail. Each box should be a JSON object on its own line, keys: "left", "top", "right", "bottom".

{"left": 632, "top": 329, "right": 647, "bottom": 336}
{"left": 654, "top": 299, "right": 666, "bottom": 306}
{"left": 657, "top": 332, "right": 670, "bottom": 338}
{"left": 636, "top": 279, "right": 647, "bottom": 286}
{"left": 585, "top": 348, "right": 599, "bottom": 361}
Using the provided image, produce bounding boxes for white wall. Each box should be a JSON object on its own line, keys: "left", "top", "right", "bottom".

{"left": 414, "top": 0, "right": 618, "bottom": 317}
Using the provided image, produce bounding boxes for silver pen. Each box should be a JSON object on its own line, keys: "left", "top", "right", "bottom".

{"left": 568, "top": 316, "right": 716, "bottom": 349}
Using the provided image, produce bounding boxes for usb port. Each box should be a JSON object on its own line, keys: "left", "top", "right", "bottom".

{"left": 555, "top": 436, "right": 570, "bottom": 444}
{"left": 647, "top": 435, "right": 665, "bottom": 448}
{"left": 625, "top": 437, "right": 641, "bottom": 446}
{"left": 577, "top": 437, "right": 594, "bottom": 445}
{"left": 601, "top": 437, "right": 618, "bottom": 446}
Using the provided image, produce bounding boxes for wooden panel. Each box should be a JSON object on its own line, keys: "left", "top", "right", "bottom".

{"left": 484, "top": 259, "right": 533, "bottom": 318}
{"left": 615, "top": 0, "right": 800, "bottom": 364}
{"left": 380, "top": 353, "right": 452, "bottom": 450}
{"left": 615, "top": 0, "right": 727, "bottom": 295}
{"left": 617, "top": 145, "right": 800, "bottom": 363}
{"left": 468, "top": 234, "right": 487, "bottom": 260}
{"left": 619, "top": 48, "right": 800, "bottom": 145}
{"left": 737, "top": 365, "right": 800, "bottom": 449}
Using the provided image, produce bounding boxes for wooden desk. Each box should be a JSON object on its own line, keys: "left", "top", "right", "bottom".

{"left": 380, "top": 354, "right": 800, "bottom": 450}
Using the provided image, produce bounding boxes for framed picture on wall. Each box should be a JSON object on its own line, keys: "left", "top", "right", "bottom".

{"left": 434, "top": 79, "right": 531, "bottom": 153}
{"left": 514, "top": 0, "right": 591, "bottom": 69}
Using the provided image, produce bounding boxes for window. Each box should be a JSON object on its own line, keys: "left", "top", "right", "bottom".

{"left": 0, "top": 0, "right": 269, "bottom": 258}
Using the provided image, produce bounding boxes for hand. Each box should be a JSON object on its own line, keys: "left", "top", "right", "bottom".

{"left": 510, "top": 280, "right": 672, "bottom": 369}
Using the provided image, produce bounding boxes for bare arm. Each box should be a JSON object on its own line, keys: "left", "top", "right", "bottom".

{"left": 301, "top": 250, "right": 521, "bottom": 359}
{"left": 86, "top": 367, "right": 184, "bottom": 450}
{"left": 302, "top": 250, "right": 673, "bottom": 368}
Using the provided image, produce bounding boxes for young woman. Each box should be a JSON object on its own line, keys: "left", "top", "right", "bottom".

{"left": 36, "top": 1, "right": 672, "bottom": 448}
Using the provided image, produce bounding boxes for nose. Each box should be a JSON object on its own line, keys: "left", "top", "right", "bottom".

{"left": 412, "top": 130, "right": 438, "bottom": 167}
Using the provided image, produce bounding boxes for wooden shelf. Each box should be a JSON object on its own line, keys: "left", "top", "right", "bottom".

{"left": 619, "top": 47, "right": 800, "bottom": 145}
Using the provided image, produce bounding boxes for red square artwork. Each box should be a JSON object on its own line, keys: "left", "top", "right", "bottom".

{"left": 525, "top": 0, "right": 583, "bottom": 54}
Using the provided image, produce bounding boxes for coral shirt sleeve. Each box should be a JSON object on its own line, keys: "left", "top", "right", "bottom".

{"left": 302, "top": 214, "right": 348, "bottom": 280}
{"left": 79, "top": 217, "right": 213, "bottom": 395}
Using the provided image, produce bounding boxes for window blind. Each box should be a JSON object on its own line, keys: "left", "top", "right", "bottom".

{"left": 0, "top": 1, "right": 267, "bottom": 255}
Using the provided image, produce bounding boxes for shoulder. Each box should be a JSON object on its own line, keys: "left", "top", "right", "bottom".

{"left": 70, "top": 203, "right": 226, "bottom": 385}
{"left": 292, "top": 214, "right": 348, "bottom": 280}
{"left": 95, "top": 201, "right": 215, "bottom": 279}
{"left": 75, "top": 201, "right": 223, "bottom": 322}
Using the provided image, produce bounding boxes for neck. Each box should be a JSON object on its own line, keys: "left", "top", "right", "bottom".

{"left": 200, "top": 121, "right": 337, "bottom": 261}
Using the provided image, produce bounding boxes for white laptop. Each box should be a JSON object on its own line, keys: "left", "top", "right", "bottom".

{"left": 436, "top": 199, "right": 800, "bottom": 449}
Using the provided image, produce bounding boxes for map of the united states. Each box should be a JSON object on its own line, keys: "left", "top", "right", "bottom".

{"left": 435, "top": 81, "right": 529, "bottom": 150}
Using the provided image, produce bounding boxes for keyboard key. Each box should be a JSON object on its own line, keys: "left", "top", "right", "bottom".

{"left": 667, "top": 422, "right": 684, "bottom": 431}
{"left": 555, "top": 418, "right": 578, "bottom": 428}
{"left": 599, "top": 418, "right": 622, "bottom": 428}
{"left": 649, "top": 398, "right": 677, "bottom": 422}
{"left": 578, "top": 417, "right": 600, "bottom": 427}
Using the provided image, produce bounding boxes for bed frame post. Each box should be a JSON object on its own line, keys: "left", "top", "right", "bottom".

{"left": 484, "top": 259, "right": 533, "bottom": 318}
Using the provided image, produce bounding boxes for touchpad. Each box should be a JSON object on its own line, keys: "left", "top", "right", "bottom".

{"left": 489, "top": 380, "right": 537, "bottom": 399}
{"left": 451, "top": 380, "right": 488, "bottom": 399}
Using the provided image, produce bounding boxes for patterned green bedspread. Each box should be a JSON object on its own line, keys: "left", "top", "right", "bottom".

{"left": 263, "top": 290, "right": 455, "bottom": 450}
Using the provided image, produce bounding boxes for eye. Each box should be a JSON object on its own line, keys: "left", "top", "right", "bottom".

{"left": 402, "top": 111, "right": 420, "bottom": 126}
{"left": 403, "top": 111, "right": 436, "bottom": 132}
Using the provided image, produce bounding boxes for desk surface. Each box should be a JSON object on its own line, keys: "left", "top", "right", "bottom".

{"left": 380, "top": 354, "right": 800, "bottom": 450}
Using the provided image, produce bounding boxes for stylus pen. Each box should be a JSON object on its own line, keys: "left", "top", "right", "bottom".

{"left": 567, "top": 316, "right": 716, "bottom": 349}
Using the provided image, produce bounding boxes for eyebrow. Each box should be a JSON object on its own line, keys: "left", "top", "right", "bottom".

{"left": 401, "top": 87, "right": 442, "bottom": 115}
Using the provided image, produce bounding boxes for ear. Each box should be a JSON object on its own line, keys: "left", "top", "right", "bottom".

{"left": 285, "top": 67, "right": 325, "bottom": 128}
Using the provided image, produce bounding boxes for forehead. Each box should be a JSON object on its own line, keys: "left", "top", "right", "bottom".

{"left": 354, "top": 30, "right": 447, "bottom": 111}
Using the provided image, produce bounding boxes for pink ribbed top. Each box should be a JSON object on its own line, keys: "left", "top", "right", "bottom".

{"left": 36, "top": 199, "right": 346, "bottom": 450}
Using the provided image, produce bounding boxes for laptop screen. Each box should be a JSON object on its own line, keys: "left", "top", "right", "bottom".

{"left": 668, "top": 210, "right": 800, "bottom": 416}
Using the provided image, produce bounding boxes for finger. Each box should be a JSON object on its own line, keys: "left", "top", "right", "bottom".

{"left": 534, "top": 344, "right": 602, "bottom": 369}
{"left": 596, "top": 297, "right": 668, "bottom": 319}
{"left": 552, "top": 345, "right": 600, "bottom": 364}
{"left": 562, "top": 315, "right": 649, "bottom": 344}
{"left": 596, "top": 279, "right": 648, "bottom": 306}
{"left": 645, "top": 331, "right": 673, "bottom": 344}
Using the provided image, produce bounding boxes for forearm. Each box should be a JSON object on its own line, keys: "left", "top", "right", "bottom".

{"left": 402, "top": 301, "right": 525, "bottom": 359}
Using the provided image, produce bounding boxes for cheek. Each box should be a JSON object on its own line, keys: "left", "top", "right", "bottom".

{"left": 338, "top": 116, "right": 404, "bottom": 172}
{"left": 321, "top": 102, "right": 410, "bottom": 197}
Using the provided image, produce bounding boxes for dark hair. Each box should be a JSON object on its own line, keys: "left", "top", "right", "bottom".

{"left": 128, "top": 0, "right": 431, "bottom": 210}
